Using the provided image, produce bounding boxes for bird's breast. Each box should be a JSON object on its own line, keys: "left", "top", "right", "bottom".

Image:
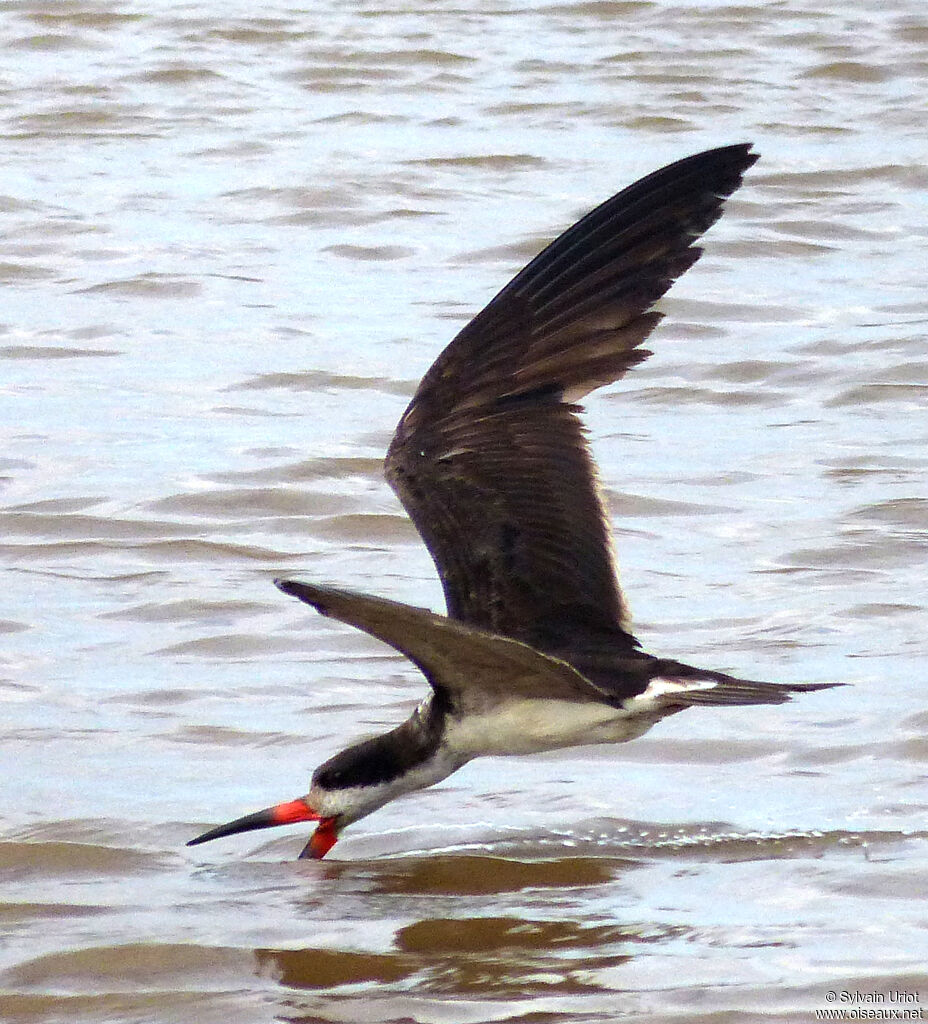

{"left": 442, "top": 697, "right": 658, "bottom": 757}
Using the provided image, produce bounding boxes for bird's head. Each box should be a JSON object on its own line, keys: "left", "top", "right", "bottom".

{"left": 185, "top": 749, "right": 377, "bottom": 860}
{"left": 186, "top": 722, "right": 453, "bottom": 859}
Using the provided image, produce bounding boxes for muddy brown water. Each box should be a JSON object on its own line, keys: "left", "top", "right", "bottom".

{"left": 2, "top": 1, "right": 928, "bottom": 1021}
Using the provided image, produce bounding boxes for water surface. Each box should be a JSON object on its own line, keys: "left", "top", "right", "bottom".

{"left": 2, "top": 1, "right": 928, "bottom": 1021}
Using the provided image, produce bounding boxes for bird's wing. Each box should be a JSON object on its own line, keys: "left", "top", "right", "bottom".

{"left": 385, "top": 144, "right": 758, "bottom": 649}
{"left": 275, "top": 579, "right": 614, "bottom": 707}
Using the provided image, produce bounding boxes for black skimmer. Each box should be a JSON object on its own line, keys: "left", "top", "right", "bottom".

{"left": 188, "top": 144, "right": 837, "bottom": 860}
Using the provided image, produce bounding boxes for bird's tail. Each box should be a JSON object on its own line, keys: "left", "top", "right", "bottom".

{"left": 641, "top": 669, "right": 842, "bottom": 709}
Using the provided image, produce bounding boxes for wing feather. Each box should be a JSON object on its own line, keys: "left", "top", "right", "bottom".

{"left": 275, "top": 579, "right": 612, "bottom": 707}
{"left": 385, "top": 144, "right": 758, "bottom": 648}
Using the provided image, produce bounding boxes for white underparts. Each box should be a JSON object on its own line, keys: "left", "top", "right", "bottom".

{"left": 444, "top": 696, "right": 654, "bottom": 757}
{"left": 445, "top": 676, "right": 720, "bottom": 757}
{"left": 306, "top": 676, "right": 721, "bottom": 827}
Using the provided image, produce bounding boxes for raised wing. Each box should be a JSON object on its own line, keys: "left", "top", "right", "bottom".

{"left": 385, "top": 144, "right": 758, "bottom": 650}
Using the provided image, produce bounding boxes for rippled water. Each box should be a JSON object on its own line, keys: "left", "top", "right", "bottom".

{"left": 3, "top": 0, "right": 928, "bottom": 1021}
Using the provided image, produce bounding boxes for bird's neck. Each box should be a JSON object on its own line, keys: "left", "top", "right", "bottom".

{"left": 308, "top": 692, "right": 465, "bottom": 824}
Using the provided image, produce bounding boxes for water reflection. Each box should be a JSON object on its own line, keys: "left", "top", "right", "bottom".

{"left": 4, "top": 0, "right": 928, "bottom": 1019}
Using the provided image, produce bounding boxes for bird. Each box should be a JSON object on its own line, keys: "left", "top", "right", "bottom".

{"left": 187, "top": 143, "right": 837, "bottom": 860}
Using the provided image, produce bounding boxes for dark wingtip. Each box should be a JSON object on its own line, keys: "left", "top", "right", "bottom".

{"left": 274, "top": 577, "right": 329, "bottom": 615}
{"left": 686, "top": 142, "right": 759, "bottom": 200}
{"left": 738, "top": 142, "right": 760, "bottom": 175}
{"left": 720, "top": 140, "right": 758, "bottom": 164}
